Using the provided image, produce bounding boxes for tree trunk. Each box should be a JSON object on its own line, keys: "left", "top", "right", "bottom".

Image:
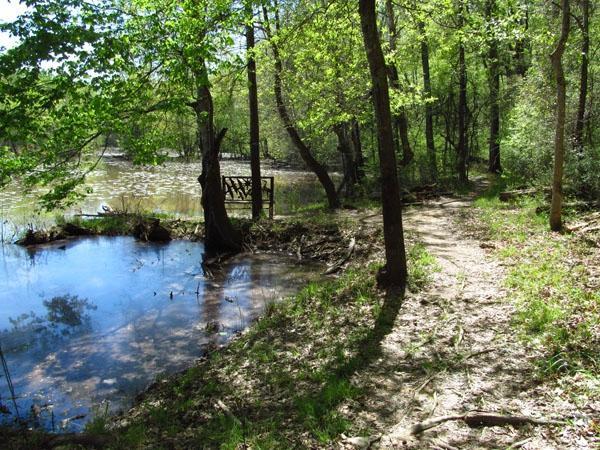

{"left": 549, "top": 0, "right": 570, "bottom": 232}
{"left": 385, "top": 0, "right": 413, "bottom": 167}
{"left": 487, "top": 0, "right": 502, "bottom": 173}
{"left": 457, "top": 0, "right": 469, "bottom": 183}
{"left": 573, "top": 0, "right": 589, "bottom": 151}
{"left": 351, "top": 119, "right": 365, "bottom": 180}
{"left": 419, "top": 21, "right": 437, "bottom": 182}
{"left": 195, "top": 64, "right": 242, "bottom": 253}
{"left": 359, "top": 0, "right": 408, "bottom": 289}
{"left": 513, "top": 6, "right": 530, "bottom": 76}
{"left": 334, "top": 121, "right": 358, "bottom": 196}
{"left": 262, "top": 5, "right": 340, "bottom": 209}
{"left": 246, "top": 3, "right": 263, "bottom": 220}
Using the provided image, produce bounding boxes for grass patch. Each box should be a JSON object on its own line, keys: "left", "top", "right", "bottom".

{"left": 465, "top": 179, "right": 600, "bottom": 379}
{"left": 408, "top": 242, "right": 440, "bottom": 291}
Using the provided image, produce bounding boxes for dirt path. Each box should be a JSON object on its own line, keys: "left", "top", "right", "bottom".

{"left": 343, "top": 188, "right": 593, "bottom": 449}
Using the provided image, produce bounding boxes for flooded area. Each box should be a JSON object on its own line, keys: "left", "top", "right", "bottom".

{"left": 0, "top": 159, "right": 335, "bottom": 237}
{"left": 0, "top": 236, "right": 320, "bottom": 432}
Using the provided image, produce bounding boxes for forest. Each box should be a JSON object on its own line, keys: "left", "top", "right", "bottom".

{"left": 0, "top": 0, "right": 599, "bottom": 448}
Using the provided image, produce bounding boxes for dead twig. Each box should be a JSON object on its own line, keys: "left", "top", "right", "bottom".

{"left": 324, "top": 237, "right": 356, "bottom": 274}
{"left": 463, "top": 347, "right": 496, "bottom": 360}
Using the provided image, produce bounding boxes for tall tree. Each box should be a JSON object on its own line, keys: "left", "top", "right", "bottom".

{"left": 195, "top": 63, "right": 242, "bottom": 252}
{"left": 573, "top": 0, "right": 590, "bottom": 151}
{"left": 385, "top": 0, "right": 413, "bottom": 167}
{"left": 457, "top": 0, "right": 469, "bottom": 183}
{"left": 262, "top": 3, "right": 340, "bottom": 209}
{"left": 487, "top": 0, "right": 501, "bottom": 173}
{"left": 418, "top": 20, "right": 438, "bottom": 182}
{"left": 359, "top": 0, "right": 408, "bottom": 289}
{"left": 245, "top": 2, "right": 263, "bottom": 220}
{"left": 549, "top": 0, "right": 571, "bottom": 231}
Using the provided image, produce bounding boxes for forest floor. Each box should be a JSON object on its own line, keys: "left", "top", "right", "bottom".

{"left": 3, "top": 177, "right": 599, "bottom": 449}
{"left": 337, "top": 178, "right": 599, "bottom": 449}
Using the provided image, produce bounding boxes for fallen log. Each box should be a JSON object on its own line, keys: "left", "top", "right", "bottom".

{"left": 499, "top": 188, "right": 550, "bottom": 202}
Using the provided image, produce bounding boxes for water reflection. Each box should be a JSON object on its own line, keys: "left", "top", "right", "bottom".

{"left": 0, "top": 237, "right": 320, "bottom": 431}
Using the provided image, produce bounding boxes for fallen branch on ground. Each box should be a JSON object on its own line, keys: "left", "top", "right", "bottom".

{"left": 409, "top": 412, "right": 564, "bottom": 435}
{"left": 499, "top": 188, "right": 550, "bottom": 202}
{"left": 324, "top": 237, "right": 356, "bottom": 274}
{"left": 344, "top": 412, "right": 564, "bottom": 448}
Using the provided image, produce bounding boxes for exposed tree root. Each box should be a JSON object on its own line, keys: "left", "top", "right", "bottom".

{"left": 344, "top": 412, "right": 565, "bottom": 448}
{"left": 408, "top": 412, "right": 563, "bottom": 435}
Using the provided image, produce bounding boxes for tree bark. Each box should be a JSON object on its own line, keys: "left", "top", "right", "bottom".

{"left": 359, "top": 0, "right": 408, "bottom": 289}
{"left": 419, "top": 21, "right": 437, "bottom": 182}
{"left": 262, "top": 5, "right": 340, "bottom": 209}
{"left": 351, "top": 119, "right": 365, "bottom": 180}
{"left": 334, "top": 121, "right": 358, "bottom": 196}
{"left": 487, "top": 0, "right": 502, "bottom": 173}
{"left": 549, "top": 0, "right": 570, "bottom": 232}
{"left": 195, "top": 63, "right": 242, "bottom": 253}
{"left": 573, "top": 0, "right": 589, "bottom": 151}
{"left": 246, "top": 3, "right": 263, "bottom": 220}
{"left": 513, "top": 5, "right": 530, "bottom": 76}
{"left": 457, "top": 0, "right": 469, "bottom": 183}
{"left": 385, "top": 0, "right": 413, "bottom": 167}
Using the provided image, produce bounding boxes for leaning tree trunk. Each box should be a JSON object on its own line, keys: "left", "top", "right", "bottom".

{"left": 359, "top": 0, "right": 408, "bottom": 289}
{"left": 573, "top": 0, "right": 589, "bottom": 151}
{"left": 419, "top": 20, "right": 438, "bottom": 182}
{"left": 487, "top": 0, "right": 502, "bottom": 173}
{"left": 246, "top": 3, "right": 263, "bottom": 220}
{"left": 385, "top": 0, "right": 413, "bottom": 167}
{"left": 262, "top": 5, "right": 340, "bottom": 209}
{"left": 195, "top": 65, "right": 242, "bottom": 253}
{"left": 549, "top": 0, "right": 571, "bottom": 232}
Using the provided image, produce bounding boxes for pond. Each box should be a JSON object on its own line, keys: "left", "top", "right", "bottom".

{"left": 0, "top": 236, "right": 320, "bottom": 432}
{"left": 0, "top": 159, "right": 336, "bottom": 239}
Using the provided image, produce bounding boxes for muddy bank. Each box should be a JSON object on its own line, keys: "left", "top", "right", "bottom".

{"left": 13, "top": 214, "right": 374, "bottom": 271}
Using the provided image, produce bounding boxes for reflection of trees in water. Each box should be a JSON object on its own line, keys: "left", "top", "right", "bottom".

{"left": 1, "top": 295, "right": 96, "bottom": 352}
{"left": 44, "top": 296, "right": 97, "bottom": 327}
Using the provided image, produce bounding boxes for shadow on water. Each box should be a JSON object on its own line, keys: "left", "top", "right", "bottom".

{"left": 0, "top": 236, "right": 321, "bottom": 432}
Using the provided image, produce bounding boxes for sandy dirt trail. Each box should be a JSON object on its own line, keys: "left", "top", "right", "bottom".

{"left": 343, "top": 189, "right": 595, "bottom": 449}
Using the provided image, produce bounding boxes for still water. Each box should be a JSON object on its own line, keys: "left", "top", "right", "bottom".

{"left": 0, "top": 236, "right": 319, "bottom": 431}
{"left": 0, "top": 159, "right": 332, "bottom": 231}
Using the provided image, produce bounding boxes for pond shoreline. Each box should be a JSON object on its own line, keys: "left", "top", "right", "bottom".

{"left": 11, "top": 213, "right": 355, "bottom": 266}
{"left": 0, "top": 210, "right": 382, "bottom": 447}
{"left": 0, "top": 212, "right": 363, "bottom": 439}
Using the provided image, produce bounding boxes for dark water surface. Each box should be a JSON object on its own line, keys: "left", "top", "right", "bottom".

{"left": 0, "top": 237, "right": 319, "bottom": 431}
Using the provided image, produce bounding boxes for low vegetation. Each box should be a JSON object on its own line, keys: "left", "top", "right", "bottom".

{"left": 104, "top": 239, "right": 435, "bottom": 448}
{"left": 460, "top": 176, "right": 600, "bottom": 393}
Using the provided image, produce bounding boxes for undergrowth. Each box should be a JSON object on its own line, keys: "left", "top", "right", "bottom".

{"left": 467, "top": 176, "right": 600, "bottom": 380}
{"left": 104, "top": 242, "right": 435, "bottom": 448}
